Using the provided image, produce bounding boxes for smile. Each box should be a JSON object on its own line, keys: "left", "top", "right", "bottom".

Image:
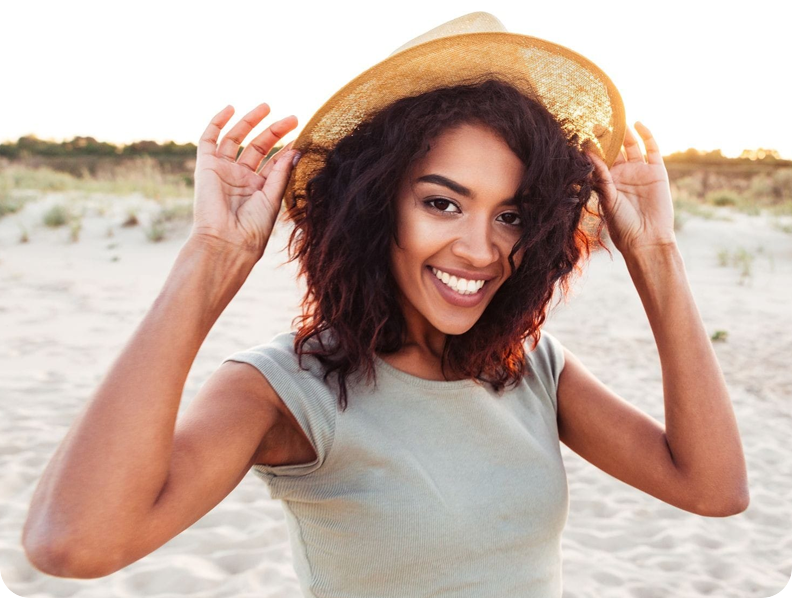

{"left": 430, "top": 267, "right": 486, "bottom": 295}
{"left": 426, "top": 266, "right": 490, "bottom": 309}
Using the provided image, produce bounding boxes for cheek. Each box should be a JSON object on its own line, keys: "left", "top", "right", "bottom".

{"left": 396, "top": 209, "right": 446, "bottom": 258}
{"left": 389, "top": 213, "right": 444, "bottom": 299}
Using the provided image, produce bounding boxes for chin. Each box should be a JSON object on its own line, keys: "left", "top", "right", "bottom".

{"left": 429, "top": 313, "right": 480, "bottom": 336}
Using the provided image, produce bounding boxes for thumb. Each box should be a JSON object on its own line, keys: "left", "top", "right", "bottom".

{"left": 261, "top": 149, "right": 300, "bottom": 208}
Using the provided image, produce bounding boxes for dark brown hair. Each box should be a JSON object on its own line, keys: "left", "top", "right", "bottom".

{"left": 284, "top": 76, "right": 611, "bottom": 410}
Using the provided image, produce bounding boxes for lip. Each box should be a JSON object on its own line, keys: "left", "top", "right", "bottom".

{"left": 428, "top": 265, "right": 497, "bottom": 282}
{"left": 425, "top": 265, "right": 490, "bottom": 308}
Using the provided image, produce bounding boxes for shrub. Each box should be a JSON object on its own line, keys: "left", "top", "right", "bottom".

{"left": 145, "top": 215, "right": 166, "bottom": 242}
{"left": 121, "top": 209, "right": 139, "bottom": 227}
{"left": 0, "top": 170, "right": 34, "bottom": 217}
{"left": 43, "top": 204, "right": 69, "bottom": 227}
{"left": 69, "top": 218, "right": 82, "bottom": 242}
{"left": 705, "top": 190, "right": 741, "bottom": 206}
{"left": 731, "top": 247, "right": 754, "bottom": 281}
{"left": 772, "top": 168, "right": 792, "bottom": 200}
{"left": 716, "top": 249, "right": 730, "bottom": 267}
{"left": 711, "top": 330, "right": 728, "bottom": 342}
{"left": 0, "top": 194, "right": 24, "bottom": 218}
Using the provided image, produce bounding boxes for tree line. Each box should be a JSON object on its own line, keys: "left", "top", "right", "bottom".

{"left": 2, "top": 135, "right": 789, "bottom": 163}
{"left": 0, "top": 136, "right": 198, "bottom": 159}
{"left": 1, "top": 135, "right": 789, "bottom": 182}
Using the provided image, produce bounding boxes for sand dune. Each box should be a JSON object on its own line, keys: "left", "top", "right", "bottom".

{"left": 1, "top": 192, "right": 790, "bottom": 597}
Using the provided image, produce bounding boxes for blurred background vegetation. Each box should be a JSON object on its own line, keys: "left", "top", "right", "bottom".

{"left": 1, "top": 135, "right": 791, "bottom": 240}
{"left": 0, "top": 136, "right": 285, "bottom": 220}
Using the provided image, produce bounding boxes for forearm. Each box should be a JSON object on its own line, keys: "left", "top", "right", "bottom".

{"left": 624, "top": 244, "right": 749, "bottom": 511}
{"left": 24, "top": 236, "right": 257, "bottom": 549}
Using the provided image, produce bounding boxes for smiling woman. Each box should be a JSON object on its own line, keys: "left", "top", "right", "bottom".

{"left": 22, "top": 10, "right": 748, "bottom": 598}
{"left": 285, "top": 78, "right": 607, "bottom": 399}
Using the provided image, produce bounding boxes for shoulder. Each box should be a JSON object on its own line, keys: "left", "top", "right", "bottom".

{"left": 224, "top": 330, "right": 328, "bottom": 381}
{"left": 221, "top": 330, "right": 338, "bottom": 476}
{"left": 525, "top": 330, "right": 565, "bottom": 378}
{"left": 221, "top": 329, "right": 337, "bottom": 411}
{"left": 523, "top": 329, "right": 566, "bottom": 411}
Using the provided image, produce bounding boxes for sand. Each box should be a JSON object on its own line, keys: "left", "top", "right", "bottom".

{"left": 0, "top": 191, "right": 790, "bottom": 597}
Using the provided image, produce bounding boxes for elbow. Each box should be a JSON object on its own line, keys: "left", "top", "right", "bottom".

{"left": 23, "top": 528, "right": 121, "bottom": 579}
{"left": 693, "top": 487, "right": 750, "bottom": 518}
{"left": 724, "top": 489, "right": 751, "bottom": 516}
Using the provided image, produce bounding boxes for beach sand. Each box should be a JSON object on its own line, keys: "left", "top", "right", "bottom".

{"left": 0, "top": 192, "right": 790, "bottom": 597}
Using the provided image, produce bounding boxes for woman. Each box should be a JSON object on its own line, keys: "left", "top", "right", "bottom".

{"left": 23, "top": 12, "right": 748, "bottom": 597}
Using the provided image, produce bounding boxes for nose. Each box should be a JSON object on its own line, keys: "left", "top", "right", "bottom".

{"left": 450, "top": 215, "right": 500, "bottom": 268}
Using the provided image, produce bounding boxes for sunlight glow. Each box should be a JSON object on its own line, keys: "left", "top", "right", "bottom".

{"left": 2, "top": 1, "right": 788, "bottom": 159}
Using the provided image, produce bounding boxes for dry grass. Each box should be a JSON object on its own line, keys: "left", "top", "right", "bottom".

{"left": 0, "top": 158, "right": 191, "bottom": 217}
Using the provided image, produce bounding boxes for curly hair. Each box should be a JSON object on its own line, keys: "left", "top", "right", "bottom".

{"left": 283, "top": 76, "right": 611, "bottom": 410}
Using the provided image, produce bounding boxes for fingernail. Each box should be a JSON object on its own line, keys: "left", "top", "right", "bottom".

{"left": 292, "top": 152, "right": 302, "bottom": 167}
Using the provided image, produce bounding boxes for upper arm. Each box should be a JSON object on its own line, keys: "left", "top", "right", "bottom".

{"left": 113, "top": 360, "right": 287, "bottom": 571}
{"left": 556, "top": 346, "right": 700, "bottom": 513}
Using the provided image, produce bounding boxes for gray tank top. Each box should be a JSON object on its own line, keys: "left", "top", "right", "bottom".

{"left": 222, "top": 329, "right": 568, "bottom": 597}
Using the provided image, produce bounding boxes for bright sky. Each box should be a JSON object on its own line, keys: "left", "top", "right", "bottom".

{"left": 3, "top": 1, "right": 790, "bottom": 158}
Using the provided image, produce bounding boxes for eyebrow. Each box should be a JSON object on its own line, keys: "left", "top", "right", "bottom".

{"left": 415, "top": 173, "right": 518, "bottom": 206}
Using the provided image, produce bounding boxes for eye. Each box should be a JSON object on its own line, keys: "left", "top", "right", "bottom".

{"left": 424, "top": 198, "right": 461, "bottom": 214}
{"left": 498, "top": 212, "right": 523, "bottom": 227}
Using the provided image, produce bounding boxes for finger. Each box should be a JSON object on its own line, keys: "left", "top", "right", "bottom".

{"left": 611, "top": 146, "right": 628, "bottom": 167}
{"left": 216, "top": 103, "right": 272, "bottom": 161}
{"left": 238, "top": 115, "right": 299, "bottom": 172}
{"left": 261, "top": 148, "right": 301, "bottom": 208}
{"left": 258, "top": 139, "right": 296, "bottom": 177}
{"left": 622, "top": 125, "right": 645, "bottom": 162}
{"left": 198, "top": 105, "right": 235, "bottom": 160}
{"left": 634, "top": 121, "right": 664, "bottom": 165}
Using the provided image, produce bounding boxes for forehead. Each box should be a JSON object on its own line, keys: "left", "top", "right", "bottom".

{"left": 407, "top": 122, "right": 524, "bottom": 196}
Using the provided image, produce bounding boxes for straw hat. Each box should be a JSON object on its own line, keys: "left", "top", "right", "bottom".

{"left": 284, "top": 11, "right": 626, "bottom": 206}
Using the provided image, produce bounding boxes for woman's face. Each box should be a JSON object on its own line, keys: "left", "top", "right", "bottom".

{"left": 390, "top": 121, "right": 526, "bottom": 338}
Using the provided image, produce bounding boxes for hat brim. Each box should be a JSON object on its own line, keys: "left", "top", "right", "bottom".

{"left": 284, "top": 31, "right": 626, "bottom": 206}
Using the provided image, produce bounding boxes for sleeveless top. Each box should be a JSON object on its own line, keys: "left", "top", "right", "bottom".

{"left": 221, "top": 329, "right": 569, "bottom": 598}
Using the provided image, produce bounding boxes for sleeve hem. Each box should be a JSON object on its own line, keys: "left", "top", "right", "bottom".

{"left": 223, "top": 350, "right": 337, "bottom": 478}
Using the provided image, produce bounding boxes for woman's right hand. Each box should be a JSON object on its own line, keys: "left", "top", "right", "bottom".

{"left": 189, "top": 103, "right": 301, "bottom": 260}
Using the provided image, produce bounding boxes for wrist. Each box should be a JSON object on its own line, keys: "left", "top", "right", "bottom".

{"left": 184, "top": 233, "right": 262, "bottom": 270}
{"left": 169, "top": 236, "right": 257, "bottom": 303}
{"left": 623, "top": 242, "right": 681, "bottom": 266}
{"left": 622, "top": 243, "right": 686, "bottom": 299}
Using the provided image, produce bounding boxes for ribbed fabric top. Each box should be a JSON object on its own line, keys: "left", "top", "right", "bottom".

{"left": 222, "top": 329, "right": 569, "bottom": 598}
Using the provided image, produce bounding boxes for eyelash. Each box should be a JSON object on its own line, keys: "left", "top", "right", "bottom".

{"left": 423, "top": 198, "right": 523, "bottom": 227}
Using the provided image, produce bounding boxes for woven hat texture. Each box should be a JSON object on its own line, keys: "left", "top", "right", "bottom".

{"left": 284, "top": 12, "right": 626, "bottom": 207}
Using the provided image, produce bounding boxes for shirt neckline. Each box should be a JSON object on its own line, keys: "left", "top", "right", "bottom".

{"left": 373, "top": 354, "right": 481, "bottom": 390}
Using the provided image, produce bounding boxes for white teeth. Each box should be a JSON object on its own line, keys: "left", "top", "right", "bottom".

{"left": 430, "top": 267, "right": 486, "bottom": 295}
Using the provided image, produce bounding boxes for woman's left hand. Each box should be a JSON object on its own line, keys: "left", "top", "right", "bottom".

{"left": 586, "top": 122, "right": 677, "bottom": 256}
